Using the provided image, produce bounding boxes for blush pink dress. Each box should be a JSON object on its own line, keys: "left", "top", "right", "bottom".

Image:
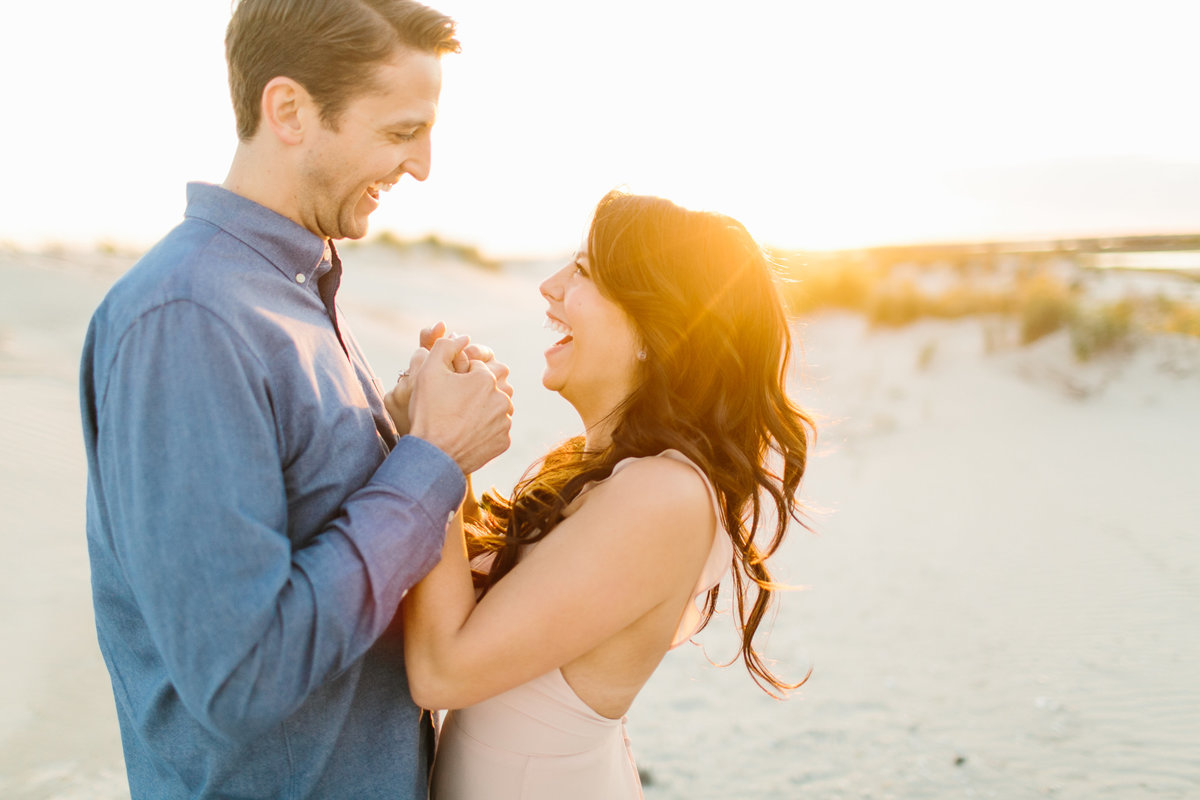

{"left": 428, "top": 450, "right": 732, "bottom": 800}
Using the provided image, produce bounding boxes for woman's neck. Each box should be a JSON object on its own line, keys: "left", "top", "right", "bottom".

{"left": 580, "top": 407, "right": 621, "bottom": 452}
{"left": 583, "top": 429, "right": 610, "bottom": 452}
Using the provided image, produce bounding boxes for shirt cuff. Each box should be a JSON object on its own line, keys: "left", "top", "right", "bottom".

{"left": 375, "top": 435, "right": 467, "bottom": 523}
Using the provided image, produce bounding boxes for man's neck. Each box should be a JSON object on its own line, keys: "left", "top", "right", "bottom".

{"left": 223, "top": 143, "right": 310, "bottom": 236}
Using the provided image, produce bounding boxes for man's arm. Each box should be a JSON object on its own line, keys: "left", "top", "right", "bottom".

{"left": 93, "top": 300, "right": 464, "bottom": 741}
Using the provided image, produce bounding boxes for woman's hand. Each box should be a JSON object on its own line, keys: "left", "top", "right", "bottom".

{"left": 384, "top": 323, "right": 443, "bottom": 436}
{"left": 383, "top": 349, "right": 424, "bottom": 438}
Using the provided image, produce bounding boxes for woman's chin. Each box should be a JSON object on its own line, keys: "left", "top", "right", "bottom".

{"left": 541, "top": 373, "right": 575, "bottom": 408}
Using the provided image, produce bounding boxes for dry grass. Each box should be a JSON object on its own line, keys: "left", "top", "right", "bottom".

{"left": 1069, "top": 300, "right": 1134, "bottom": 361}
{"left": 360, "top": 230, "right": 500, "bottom": 270}
{"left": 1017, "top": 275, "right": 1078, "bottom": 345}
{"left": 1153, "top": 296, "right": 1200, "bottom": 337}
{"left": 779, "top": 253, "right": 1200, "bottom": 361}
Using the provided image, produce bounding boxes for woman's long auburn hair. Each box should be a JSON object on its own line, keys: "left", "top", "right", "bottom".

{"left": 469, "top": 190, "right": 815, "bottom": 696}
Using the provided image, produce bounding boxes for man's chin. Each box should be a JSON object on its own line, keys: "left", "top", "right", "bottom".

{"left": 334, "top": 216, "right": 371, "bottom": 241}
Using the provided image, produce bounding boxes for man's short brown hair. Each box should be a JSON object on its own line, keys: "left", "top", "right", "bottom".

{"left": 226, "top": 0, "right": 459, "bottom": 141}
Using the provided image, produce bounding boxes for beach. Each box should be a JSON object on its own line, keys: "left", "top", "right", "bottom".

{"left": 1, "top": 243, "right": 1197, "bottom": 799}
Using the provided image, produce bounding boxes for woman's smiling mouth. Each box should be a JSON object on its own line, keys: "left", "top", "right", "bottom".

{"left": 544, "top": 315, "right": 573, "bottom": 346}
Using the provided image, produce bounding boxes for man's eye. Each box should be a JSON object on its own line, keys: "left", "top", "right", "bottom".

{"left": 392, "top": 131, "right": 418, "bottom": 142}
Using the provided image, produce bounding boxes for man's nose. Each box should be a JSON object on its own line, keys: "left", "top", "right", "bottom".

{"left": 403, "top": 139, "right": 433, "bottom": 182}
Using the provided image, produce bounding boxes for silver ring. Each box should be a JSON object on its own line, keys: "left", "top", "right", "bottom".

{"left": 397, "top": 369, "right": 411, "bottom": 381}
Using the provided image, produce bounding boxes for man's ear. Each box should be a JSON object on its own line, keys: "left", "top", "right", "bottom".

{"left": 259, "top": 76, "right": 314, "bottom": 146}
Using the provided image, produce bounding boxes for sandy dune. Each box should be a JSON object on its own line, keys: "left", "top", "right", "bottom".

{"left": 1, "top": 245, "right": 1197, "bottom": 798}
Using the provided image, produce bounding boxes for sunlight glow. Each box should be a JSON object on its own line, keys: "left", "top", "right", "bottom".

{"left": 3, "top": 1, "right": 1200, "bottom": 255}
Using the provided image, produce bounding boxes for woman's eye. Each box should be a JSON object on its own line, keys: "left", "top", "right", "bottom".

{"left": 574, "top": 263, "right": 588, "bottom": 278}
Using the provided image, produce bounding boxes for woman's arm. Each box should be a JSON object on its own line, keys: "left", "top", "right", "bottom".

{"left": 401, "top": 455, "right": 716, "bottom": 711}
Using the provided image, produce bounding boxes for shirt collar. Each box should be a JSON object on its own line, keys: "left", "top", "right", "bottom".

{"left": 184, "top": 182, "right": 331, "bottom": 285}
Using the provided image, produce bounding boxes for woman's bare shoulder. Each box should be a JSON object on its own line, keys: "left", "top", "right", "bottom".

{"left": 579, "top": 454, "right": 716, "bottom": 536}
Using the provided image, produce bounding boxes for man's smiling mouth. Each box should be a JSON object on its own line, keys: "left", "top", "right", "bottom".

{"left": 366, "top": 181, "right": 396, "bottom": 200}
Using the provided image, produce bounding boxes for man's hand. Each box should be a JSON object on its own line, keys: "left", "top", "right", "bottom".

{"left": 384, "top": 323, "right": 512, "bottom": 438}
{"left": 404, "top": 334, "right": 514, "bottom": 475}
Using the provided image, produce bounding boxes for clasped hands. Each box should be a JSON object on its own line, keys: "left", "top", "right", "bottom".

{"left": 384, "top": 322, "right": 514, "bottom": 475}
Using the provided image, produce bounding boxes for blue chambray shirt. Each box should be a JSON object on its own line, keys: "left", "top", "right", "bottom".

{"left": 79, "top": 183, "right": 464, "bottom": 799}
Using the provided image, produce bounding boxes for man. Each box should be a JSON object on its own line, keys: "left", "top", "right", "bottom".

{"left": 78, "top": 1, "right": 511, "bottom": 797}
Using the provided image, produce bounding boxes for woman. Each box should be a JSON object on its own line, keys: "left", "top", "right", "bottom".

{"left": 392, "top": 191, "right": 814, "bottom": 799}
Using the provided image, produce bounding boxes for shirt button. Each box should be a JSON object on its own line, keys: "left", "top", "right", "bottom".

{"left": 296, "top": 273, "right": 307, "bottom": 284}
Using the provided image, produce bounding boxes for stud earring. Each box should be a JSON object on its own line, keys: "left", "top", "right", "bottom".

{"left": 636, "top": 350, "right": 647, "bottom": 362}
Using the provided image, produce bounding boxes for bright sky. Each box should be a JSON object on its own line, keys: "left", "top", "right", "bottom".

{"left": 4, "top": 0, "right": 1200, "bottom": 255}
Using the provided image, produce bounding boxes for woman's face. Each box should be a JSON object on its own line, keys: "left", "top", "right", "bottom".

{"left": 539, "top": 248, "right": 641, "bottom": 425}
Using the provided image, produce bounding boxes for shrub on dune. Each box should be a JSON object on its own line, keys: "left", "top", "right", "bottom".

{"left": 1018, "top": 277, "right": 1077, "bottom": 345}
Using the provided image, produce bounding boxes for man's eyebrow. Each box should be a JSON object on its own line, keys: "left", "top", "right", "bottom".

{"left": 383, "top": 115, "right": 436, "bottom": 131}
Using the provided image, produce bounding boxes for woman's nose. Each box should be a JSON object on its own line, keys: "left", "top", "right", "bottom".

{"left": 539, "top": 265, "right": 568, "bottom": 301}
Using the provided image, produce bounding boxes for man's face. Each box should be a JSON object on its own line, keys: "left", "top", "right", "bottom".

{"left": 297, "top": 48, "right": 442, "bottom": 240}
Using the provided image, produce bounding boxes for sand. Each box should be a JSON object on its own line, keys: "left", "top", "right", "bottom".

{"left": 1, "top": 243, "right": 1197, "bottom": 799}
